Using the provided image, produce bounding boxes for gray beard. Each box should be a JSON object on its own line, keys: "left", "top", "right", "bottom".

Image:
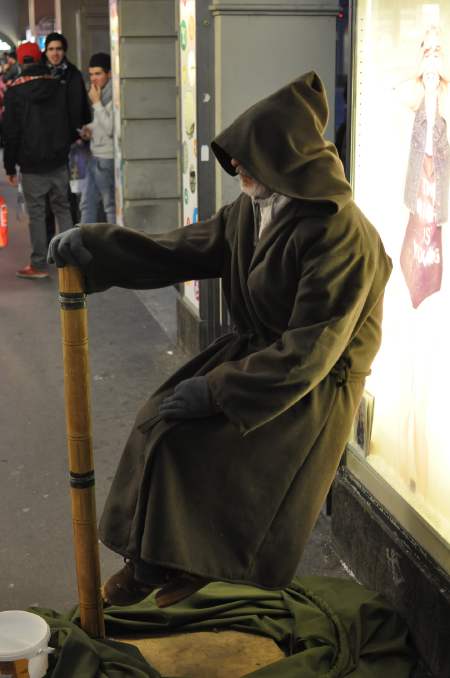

{"left": 239, "top": 176, "right": 272, "bottom": 199}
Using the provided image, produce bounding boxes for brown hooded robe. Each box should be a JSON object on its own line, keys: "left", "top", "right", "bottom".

{"left": 80, "top": 72, "right": 392, "bottom": 589}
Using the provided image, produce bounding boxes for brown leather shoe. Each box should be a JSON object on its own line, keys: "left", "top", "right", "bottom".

{"left": 101, "top": 559, "right": 156, "bottom": 606}
{"left": 155, "top": 573, "right": 209, "bottom": 608}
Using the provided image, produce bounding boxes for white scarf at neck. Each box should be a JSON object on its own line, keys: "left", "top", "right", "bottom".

{"left": 251, "top": 193, "right": 292, "bottom": 242}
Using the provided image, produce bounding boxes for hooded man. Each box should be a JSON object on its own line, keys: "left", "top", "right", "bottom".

{"left": 79, "top": 52, "right": 115, "bottom": 224}
{"left": 3, "top": 41, "right": 73, "bottom": 278}
{"left": 48, "top": 73, "right": 393, "bottom": 607}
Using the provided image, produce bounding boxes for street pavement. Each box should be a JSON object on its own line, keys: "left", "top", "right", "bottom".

{"left": 0, "top": 168, "right": 348, "bottom": 615}
{"left": 0, "top": 171, "right": 189, "bottom": 611}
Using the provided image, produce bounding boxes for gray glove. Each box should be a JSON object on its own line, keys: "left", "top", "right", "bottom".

{"left": 159, "top": 376, "right": 220, "bottom": 420}
{"left": 47, "top": 227, "right": 93, "bottom": 268}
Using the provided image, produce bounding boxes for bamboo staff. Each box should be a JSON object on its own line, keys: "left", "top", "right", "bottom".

{"left": 58, "top": 266, "right": 105, "bottom": 639}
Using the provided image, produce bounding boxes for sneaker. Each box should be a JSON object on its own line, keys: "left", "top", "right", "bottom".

{"left": 155, "top": 573, "right": 209, "bottom": 608}
{"left": 101, "top": 559, "right": 156, "bottom": 606}
{"left": 16, "top": 265, "right": 49, "bottom": 279}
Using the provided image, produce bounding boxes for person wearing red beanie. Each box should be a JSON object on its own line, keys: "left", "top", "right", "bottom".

{"left": 2, "top": 40, "right": 74, "bottom": 278}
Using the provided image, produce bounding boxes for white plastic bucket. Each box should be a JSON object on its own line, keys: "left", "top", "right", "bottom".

{"left": 0, "top": 611, "right": 52, "bottom": 678}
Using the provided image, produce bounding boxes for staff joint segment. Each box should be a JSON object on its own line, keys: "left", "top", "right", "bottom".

{"left": 70, "top": 470, "right": 95, "bottom": 489}
{"left": 59, "top": 291, "right": 87, "bottom": 310}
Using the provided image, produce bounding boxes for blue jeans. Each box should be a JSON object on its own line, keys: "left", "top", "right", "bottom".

{"left": 80, "top": 156, "right": 116, "bottom": 223}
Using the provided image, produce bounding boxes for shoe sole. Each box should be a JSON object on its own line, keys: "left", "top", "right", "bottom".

{"left": 16, "top": 272, "right": 49, "bottom": 279}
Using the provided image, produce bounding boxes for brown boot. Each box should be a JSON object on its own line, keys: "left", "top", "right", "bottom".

{"left": 101, "top": 559, "right": 156, "bottom": 606}
{"left": 155, "top": 573, "right": 209, "bottom": 608}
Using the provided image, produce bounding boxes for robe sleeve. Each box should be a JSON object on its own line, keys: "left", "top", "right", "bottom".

{"left": 80, "top": 205, "right": 231, "bottom": 293}
{"left": 207, "top": 242, "right": 385, "bottom": 436}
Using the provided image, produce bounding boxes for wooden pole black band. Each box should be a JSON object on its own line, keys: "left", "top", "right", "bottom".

{"left": 70, "top": 471, "right": 95, "bottom": 489}
{"left": 59, "top": 292, "right": 87, "bottom": 310}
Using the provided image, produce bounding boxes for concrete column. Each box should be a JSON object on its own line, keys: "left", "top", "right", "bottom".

{"left": 177, "top": 0, "right": 339, "bottom": 353}
{"left": 211, "top": 0, "right": 339, "bottom": 207}
{"left": 111, "top": 0, "right": 178, "bottom": 232}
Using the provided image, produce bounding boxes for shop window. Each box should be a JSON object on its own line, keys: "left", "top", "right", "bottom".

{"left": 349, "top": 0, "right": 450, "bottom": 570}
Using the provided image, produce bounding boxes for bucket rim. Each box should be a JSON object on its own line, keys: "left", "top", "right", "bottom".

{"left": 0, "top": 610, "right": 50, "bottom": 661}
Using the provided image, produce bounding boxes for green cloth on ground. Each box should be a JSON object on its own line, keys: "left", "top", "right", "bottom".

{"left": 34, "top": 577, "right": 416, "bottom": 677}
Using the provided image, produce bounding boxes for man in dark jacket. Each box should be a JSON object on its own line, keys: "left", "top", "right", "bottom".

{"left": 42, "top": 32, "right": 91, "bottom": 141}
{"left": 3, "top": 42, "right": 73, "bottom": 279}
{"left": 42, "top": 32, "right": 92, "bottom": 240}
{"left": 48, "top": 73, "right": 393, "bottom": 607}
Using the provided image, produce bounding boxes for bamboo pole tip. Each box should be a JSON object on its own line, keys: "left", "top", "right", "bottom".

{"left": 58, "top": 266, "right": 85, "bottom": 294}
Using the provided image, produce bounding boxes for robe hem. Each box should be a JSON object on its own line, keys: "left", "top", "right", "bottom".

{"left": 100, "top": 535, "right": 290, "bottom": 591}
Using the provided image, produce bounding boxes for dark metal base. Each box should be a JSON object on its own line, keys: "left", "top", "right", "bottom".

{"left": 331, "top": 466, "right": 450, "bottom": 678}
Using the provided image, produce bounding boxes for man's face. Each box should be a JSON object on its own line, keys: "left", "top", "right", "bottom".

{"left": 46, "top": 41, "right": 65, "bottom": 66}
{"left": 230, "top": 158, "right": 272, "bottom": 199}
{"left": 89, "top": 66, "right": 111, "bottom": 90}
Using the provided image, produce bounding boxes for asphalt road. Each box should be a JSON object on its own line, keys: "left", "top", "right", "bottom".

{"left": 0, "top": 171, "right": 188, "bottom": 611}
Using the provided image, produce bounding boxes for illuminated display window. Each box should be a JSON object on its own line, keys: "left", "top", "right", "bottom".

{"left": 350, "top": 0, "right": 450, "bottom": 570}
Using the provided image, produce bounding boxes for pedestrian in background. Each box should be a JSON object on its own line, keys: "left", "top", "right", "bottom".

{"left": 42, "top": 32, "right": 92, "bottom": 241}
{"left": 42, "top": 32, "right": 91, "bottom": 139}
{"left": 79, "top": 53, "right": 115, "bottom": 224}
{"left": 2, "top": 49, "right": 20, "bottom": 86}
{"left": 3, "top": 42, "right": 73, "bottom": 279}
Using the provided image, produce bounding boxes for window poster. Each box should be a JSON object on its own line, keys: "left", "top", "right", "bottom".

{"left": 352, "top": 1, "right": 450, "bottom": 548}
{"left": 179, "top": 0, "right": 200, "bottom": 312}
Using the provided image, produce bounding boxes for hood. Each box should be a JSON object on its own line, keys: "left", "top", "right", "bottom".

{"left": 10, "top": 65, "right": 60, "bottom": 103}
{"left": 211, "top": 72, "right": 351, "bottom": 215}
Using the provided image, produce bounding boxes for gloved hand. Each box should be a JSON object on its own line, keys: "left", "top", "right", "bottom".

{"left": 159, "top": 376, "right": 220, "bottom": 420}
{"left": 47, "top": 227, "right": 93, "bottom": 268}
